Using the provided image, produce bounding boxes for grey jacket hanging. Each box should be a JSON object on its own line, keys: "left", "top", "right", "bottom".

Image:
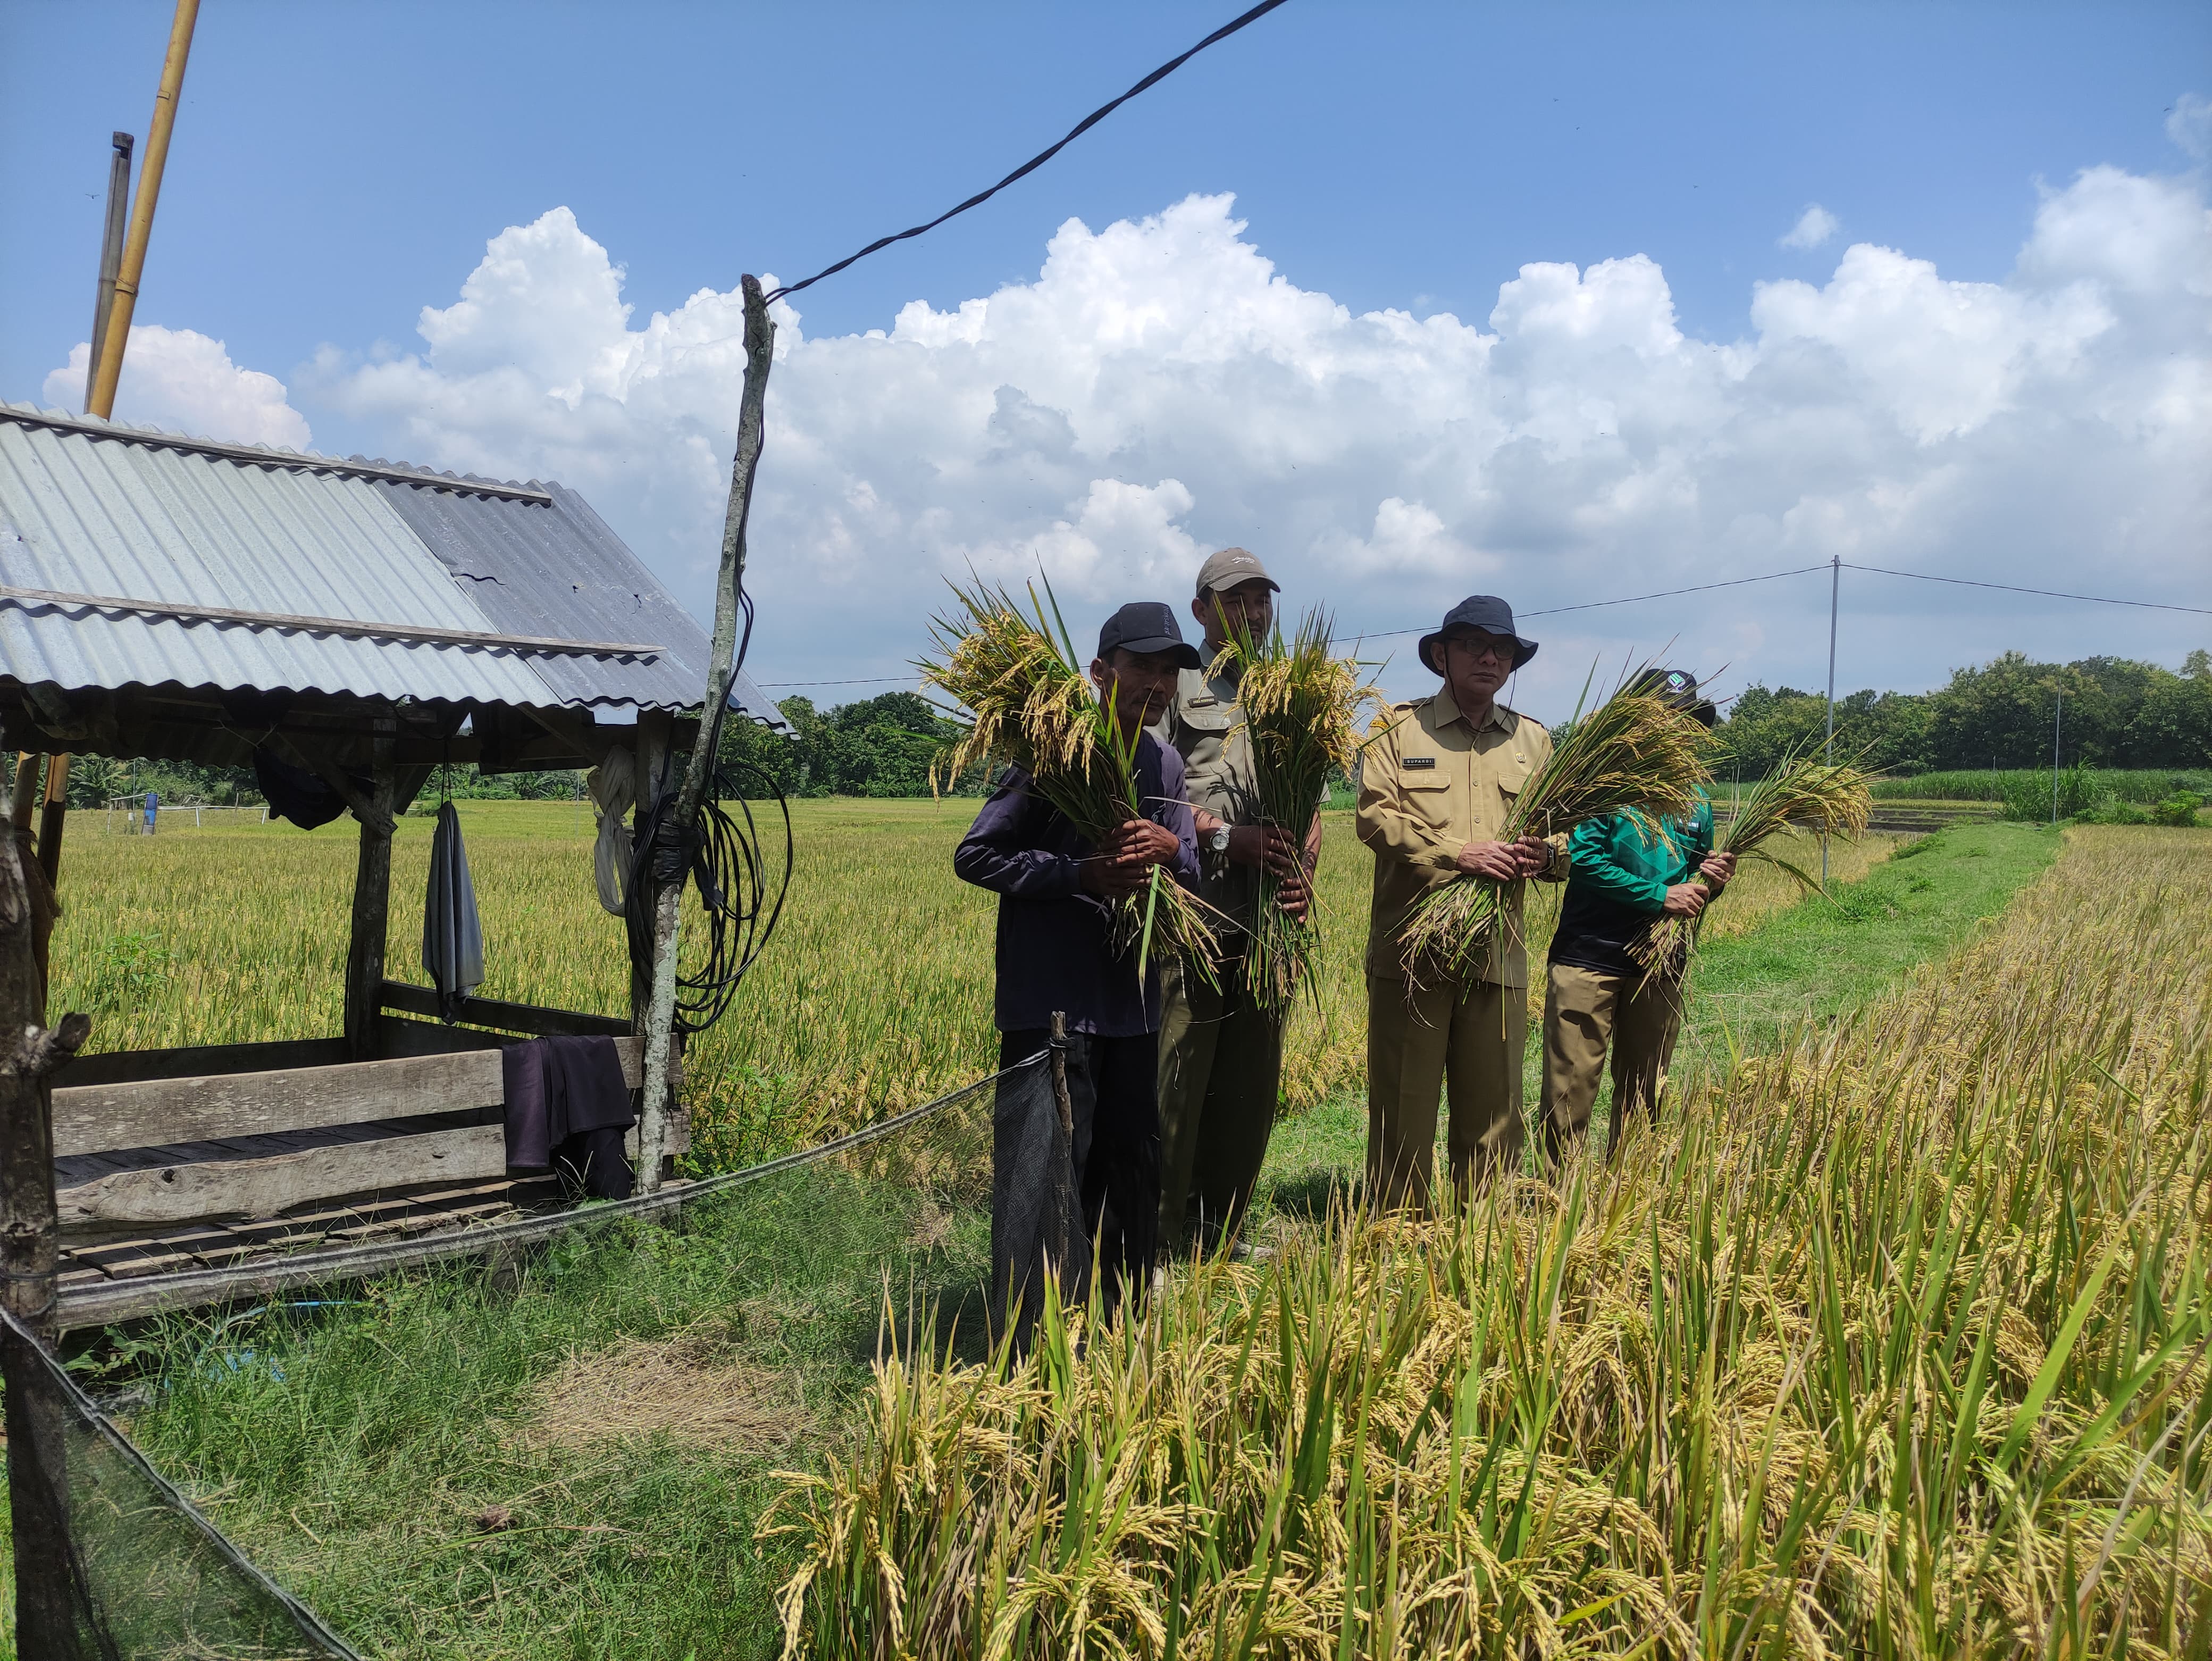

{"left": 422, "top": 802, "right": 486, "bottom": 1021}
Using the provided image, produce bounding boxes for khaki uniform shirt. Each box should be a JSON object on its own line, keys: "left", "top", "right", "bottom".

{"left": 1153, "top": 663, "right": 1262, "bottom": 934}
{"left": 1356, "top": 687, "right": 1566, "bottom": 987}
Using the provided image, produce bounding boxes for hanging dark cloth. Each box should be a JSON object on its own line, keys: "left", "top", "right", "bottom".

{"left": 252, "top": 747, "right": 366, "bottom": 830}
{"left": 421, "top": 802, "right": 485, "bottom": 1022}
{"left": 500, "top": 1036, "right": 635, "bottom": 1200}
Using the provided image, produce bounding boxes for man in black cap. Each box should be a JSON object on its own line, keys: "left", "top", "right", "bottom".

{"left": 1540, "top": 669, "right": 1735, "bottom": 1161}
{"left": 1152, "top": 547, "right": 1315, "bottom": 1254}
{"left": 1356, "top": 595, "right": 1565, "bottom": 1209}
{"left": 955, "top": 601, "right": 1203, "bottom": 1318}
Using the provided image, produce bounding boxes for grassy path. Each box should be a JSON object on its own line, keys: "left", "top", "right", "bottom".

{"left": 15, "top": 823, "right": 2064, "bottom": 1659}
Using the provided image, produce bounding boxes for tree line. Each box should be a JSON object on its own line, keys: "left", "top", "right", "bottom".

{"left": 1710, "top": 650, "right": 2211, "bottom": 779}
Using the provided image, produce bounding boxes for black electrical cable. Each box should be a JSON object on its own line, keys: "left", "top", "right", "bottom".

{"left": 763, "top": 0, "right": 1294, "bottom": 304}
{"left": 624, "top": 752, "right": 793, "bottom": 1038}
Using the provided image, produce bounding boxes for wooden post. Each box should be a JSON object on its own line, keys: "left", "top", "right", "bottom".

{"left": 342, "top": 740, "right": 396, "bottom": 1063}
{"left": 1, "top": 790, "right": 92, "bottom": 1656}
{"left": 37, "top": 755, "right": 70, "bottom": 891}
{"left": 10, "top": 756, "right": 43, "bottom": 833}
{"left": 636, "top": 275, "right": 776, "bottom": 1195}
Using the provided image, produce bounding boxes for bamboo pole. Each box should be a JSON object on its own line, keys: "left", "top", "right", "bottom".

{"left": 85, "top": 0, "right": 200, "bottom": 421}
{"left": 635, "top": 277, "right": 775, "bottom": 1192}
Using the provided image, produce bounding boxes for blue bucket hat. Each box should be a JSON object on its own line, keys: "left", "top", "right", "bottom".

{"left": 1419, "top": 595, "right": 1539, "bottom": 675}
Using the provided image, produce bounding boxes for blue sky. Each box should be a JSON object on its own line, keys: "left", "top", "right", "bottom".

{"left": 4, "top": 2, "right": 2207, "bottom": 713}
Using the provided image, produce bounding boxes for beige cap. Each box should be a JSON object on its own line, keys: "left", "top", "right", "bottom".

{"left": 1195, "top": 546, "right": 1279, "bottom": 596}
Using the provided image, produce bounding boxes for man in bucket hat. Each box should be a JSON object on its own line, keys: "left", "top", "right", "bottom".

{"left": 1540, "top": 668, "right": 1735, "bottom": 1161}
{"left": 1152, "top": 548, "right": 1316, "bottom": 1255}
{"left": 1357, "top": 595, "right": 1566, "bottom": 1209}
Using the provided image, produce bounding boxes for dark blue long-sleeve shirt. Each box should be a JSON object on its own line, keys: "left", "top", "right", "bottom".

{"left": 954, "top": 736, "right": 1200, "bottom": 1037}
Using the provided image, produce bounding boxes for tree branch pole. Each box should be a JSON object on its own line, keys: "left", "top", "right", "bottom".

{"left": 1, "top": 784, "right": 92, "bottom": 1655}
{"left": 636, "top": 276, "right": 775, "bottom": 1191}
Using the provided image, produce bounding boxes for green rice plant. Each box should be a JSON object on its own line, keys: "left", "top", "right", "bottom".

{"left": 920, "top": 577, "right": 1221, "bottom": 983}
{"left": 1631, "top": 747, "right": 1873, "bottom": 986}
{"left": 767, "top": 827, "right": 2212, "bottom": 1658}
{"left": 1209, "top": 608, "right": 1386, "bottom": 1019}
{"left": 1398, "top": 667, "right": 1712, "bottom": 986}
{"left": 1871, "top": 767, "right": 2210, "bottom": 804}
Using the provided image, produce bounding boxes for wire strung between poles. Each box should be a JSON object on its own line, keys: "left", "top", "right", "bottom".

{"left": 763, "top": 0, "right": 1294, "bottom": 303}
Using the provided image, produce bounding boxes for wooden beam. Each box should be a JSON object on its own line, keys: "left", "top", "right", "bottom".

{"left": 343, "top": 740, "right": 396, "bottom": 1061}
{"left": 35, "top": 756, "right": 68, "bottom": 889}
{"left": 54, "top": 1039, "right": 648, "bottom": 1158}
{"left": 57, "top": 1125, "right": 508, "bottom": 1228}
{"left": 0, "top": 583, "right": 663, "bottom": 658}
{"left": 376, "top": 981, "right": 632, "bottom": 1039}
{"left": 62, "top": 1037, "right": 349, "bottom": 1089}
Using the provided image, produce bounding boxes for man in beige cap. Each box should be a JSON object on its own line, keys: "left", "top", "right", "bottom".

{"left": 1358, "top": 595, "right": 1564, "bottom": 1211}
{"left": 1152, "top": 547, "right": 1314, "bottom": 1253}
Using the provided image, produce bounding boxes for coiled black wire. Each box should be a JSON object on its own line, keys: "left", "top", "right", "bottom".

{"left": 623, "top": 580, "right": 792, "bottom": 1036}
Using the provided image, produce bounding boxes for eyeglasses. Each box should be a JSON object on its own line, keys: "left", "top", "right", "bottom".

{"left": 1450, "top": 633, "right": 1517, "bottom": 664}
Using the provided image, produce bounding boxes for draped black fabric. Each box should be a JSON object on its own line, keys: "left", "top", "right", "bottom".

{"left": 252, "top": 748, "right": 365, "bottom": 831}
{"left": 500, "top": 1036, "right": 636, "bottom": 1200}
{"left": 421, "top": 802, "right": 486, "bottom": 1021}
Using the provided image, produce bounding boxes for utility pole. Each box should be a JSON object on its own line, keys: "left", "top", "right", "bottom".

{"left": 2051, "top": 687, "right": 2063, "bottom": 824}
{"left": 636, "top": 276, "right": 776, "bottom": 1191}
{"left": 1822, "top": 553, "right": 1839, "bottom": 884}
{"left": 85, "top": 133, "right": 135, "bottom": 412}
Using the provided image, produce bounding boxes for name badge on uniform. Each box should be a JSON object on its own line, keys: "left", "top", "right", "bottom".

{"left": 1403, "top": 755, "right": 1437, "bottom": 770}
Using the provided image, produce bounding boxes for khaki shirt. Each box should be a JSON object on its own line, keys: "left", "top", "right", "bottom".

{"left": 1356, "top": 687, "right": 1566, "bottom": 987}
{"left": 1153, "top": 663, "right": 1262, "bottom": 932}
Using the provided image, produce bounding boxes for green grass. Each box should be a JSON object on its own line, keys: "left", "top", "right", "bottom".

{"left": 1870, "top": 766, "right": 2208, "bottom": 803}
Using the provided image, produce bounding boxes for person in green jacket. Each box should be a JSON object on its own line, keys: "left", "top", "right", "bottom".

{"left": 1540, "top": 671, "right": 1735, "bottom": 1161}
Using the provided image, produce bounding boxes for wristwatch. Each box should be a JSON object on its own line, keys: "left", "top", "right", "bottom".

{"left": 1207, "top": 824, "right": 1232, "bottom": 855}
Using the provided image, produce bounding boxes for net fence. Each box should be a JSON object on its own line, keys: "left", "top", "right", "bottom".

{"left": 7, "top": 1049, "right": 1075, "bottom": 1656}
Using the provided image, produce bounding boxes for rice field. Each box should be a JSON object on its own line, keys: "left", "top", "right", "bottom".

{"left": 1870, "top": 767, "right": 2208, "bottom": 804}
{"left": 46, "top": 799, "right": 1897, "bottom": 1168}
{"left": 768, "top": 827, "right": 2212, "bottom": 1657}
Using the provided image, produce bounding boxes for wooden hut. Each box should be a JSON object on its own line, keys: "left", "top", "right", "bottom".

{"left": 0, "top": 401, "right": 783, "bottom": 1316}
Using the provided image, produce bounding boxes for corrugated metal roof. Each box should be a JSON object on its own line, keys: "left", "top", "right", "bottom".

{"left": 0, "top": 403, "right": 786, "bottom": 732}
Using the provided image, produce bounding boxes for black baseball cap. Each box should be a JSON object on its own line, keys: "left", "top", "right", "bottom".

{"left": 1630, "top": 667, "right": 1719, "bottom": 727}
{"left": 1419, "top": 595, "right": 1539, "bottom": 674}
{"left": 1096, "top": 601, "right": 1202, "bottom": 669}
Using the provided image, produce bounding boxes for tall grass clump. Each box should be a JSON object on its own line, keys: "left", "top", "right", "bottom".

{"left": 1632, "top": 748, "right": 1873, "bottom": 986}
{"left": 1211, "top": 609, "right": 1384, "bottom": 1017}
{"left": 1400, "top": 669, "right": 1711, "bottom": 986}
{"left": 768, "top": 827, "right": 2212, "bottom": 1657}
{"left": 921, "top": 578, "right": 1220, "bottom": 980}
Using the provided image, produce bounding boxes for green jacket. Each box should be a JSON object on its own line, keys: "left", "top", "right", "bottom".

{"left": 1550, "top": 789, "right": 1714, "bottom": 977}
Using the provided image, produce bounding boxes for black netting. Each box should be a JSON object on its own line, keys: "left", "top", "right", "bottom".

{"left": 2, "top": 1307, "right": 361, "bottom": 1660}
{"left": 989, "top": 1048, "right": 1081, "bottom": 1347}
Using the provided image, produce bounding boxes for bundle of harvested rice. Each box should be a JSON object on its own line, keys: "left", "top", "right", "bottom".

{"left": 1211, "top": 610, "right": 1384, "bottom": 1017}
{"left": 1630, "top": 747, "right": 1872, "bottom": 986}
{"left": 1398, "top": 666, "right": 1711, "bottom": 986}
{"left": 921, "top": 578, "right": 1220, "bottom": 979}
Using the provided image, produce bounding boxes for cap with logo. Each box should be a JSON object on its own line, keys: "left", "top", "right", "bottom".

{"left": 1096, "top": 600, "right": 1203, "bottom": 669}
{"left": 1629, "top": 666, "right": 1719, "bottom": 728}
{"left": 1418, "top": 595, "right": 1539, "bottom": 675}
{"left": 1194, "top": 546, "right": 1279, "bottom": 596}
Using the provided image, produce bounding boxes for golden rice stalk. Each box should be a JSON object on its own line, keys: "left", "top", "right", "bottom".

{"left": 919, "top": 578, "right": 1221, "bottom": 979}
{"left": 1630, "top": 748, "right": 1873, "bottom": 987}
{"left": 1398, "top": 666, "right": 1712, "bottom": 987}
{"left": 1210, "top": 610, "right": 1386, "bottom": 1019}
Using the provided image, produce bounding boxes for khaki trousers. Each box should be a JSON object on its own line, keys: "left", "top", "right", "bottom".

{"left": 1540, "top": 962, "right": 1686, "bottom": 1162}
{"left": 1157, "top": 953, "right": 1285, "bottom": 1249}
{"left": 1365, "top": 972, "right": 1524, "bottom": 1212}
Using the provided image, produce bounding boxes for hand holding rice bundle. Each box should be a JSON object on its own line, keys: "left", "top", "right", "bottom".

{"left": 1398, "top": 666, "right": 1714, "bottom": 987}
{"left": 920, "top": 579, "right": 1222, "bottom": 981}
{"left": 1210, "top": 608, "right": 1384, "bottom": 1018}
{"left": 1630, "top": 747, "right": 1873, "bottom": 987}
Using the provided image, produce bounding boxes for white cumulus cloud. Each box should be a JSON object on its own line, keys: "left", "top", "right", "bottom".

{"left": 56, "top": 158, "right": 2209, "bottom": 710}
{"left": 1779, "top": 204, "right": 1840, "bottom": 249}
{"left": 41, "top": 326, "right": 311, "bottom": 448}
